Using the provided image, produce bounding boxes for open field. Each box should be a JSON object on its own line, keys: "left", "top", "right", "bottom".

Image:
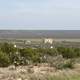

{"left": 0, "top": 30, "right": 80, "bottom": 39}
{"left": 1, "top": 30, "right": 80, "bottom": 48}
{"left": 0, "top": 38, "right": 80, "bottom": 48}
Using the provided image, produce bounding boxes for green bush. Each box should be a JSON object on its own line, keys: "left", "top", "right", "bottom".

{"left": 0, "top": 51, "right": 10, "bottom": 67}
{"left": 56, "top": 59, "right": 74, "bottom": 69}
{"left": 57, "top": 47, "right": 80, "bottom": 58}
{"left": 62, "top": 59, "right": 74, "bottom": 69}
{"left": 9, "top": 52, "right": 21, "bottom": 65}
{"left": 37, "top": 48, "right": 58, "bottom": 56}
{"left": 19, "top": 48, "right": 41, "bottom": 63}
{"left": 1, "top": 42, "right": 17, "bottom": 55}
{"left": 0, "top": 42, "right": 78, "bottom": 68}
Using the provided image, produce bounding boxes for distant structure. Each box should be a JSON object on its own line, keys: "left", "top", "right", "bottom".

{"left": 24, "top": 40, "right": 31, "bottom": 44}
{"left": 44, "top": 38, "right": 53, "bottom": 44}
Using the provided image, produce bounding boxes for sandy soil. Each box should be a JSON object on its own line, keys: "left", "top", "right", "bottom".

{"left": 0, "top": 63, "right": 80, "bottom": 80}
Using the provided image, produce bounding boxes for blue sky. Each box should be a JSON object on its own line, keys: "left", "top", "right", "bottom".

{"left": 0, "top": 0, "right": 80, "bottom": 30}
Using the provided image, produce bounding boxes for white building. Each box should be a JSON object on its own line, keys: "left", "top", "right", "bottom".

{"left": 44, "top": 38, "right": 53, "bottom": 44}
{"left": 25, "top": 40, "right": 31, "bottom": 44}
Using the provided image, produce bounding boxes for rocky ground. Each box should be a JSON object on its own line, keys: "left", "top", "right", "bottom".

{"left": 0, "top": 63, "right": 80, "bottom": 80}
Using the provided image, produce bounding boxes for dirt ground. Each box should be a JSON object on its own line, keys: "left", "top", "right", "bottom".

{"left": 0, "top": 63, "right": 80, "bottom": 80}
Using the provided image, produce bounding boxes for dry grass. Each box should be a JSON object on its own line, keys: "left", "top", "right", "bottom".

{"left": 0, "top": 63, "right": 79, "bottom": 80}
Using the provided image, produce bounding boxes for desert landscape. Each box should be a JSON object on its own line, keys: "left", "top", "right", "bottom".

{"left": 0, "top": 0, "right": 80, "bottom": 79}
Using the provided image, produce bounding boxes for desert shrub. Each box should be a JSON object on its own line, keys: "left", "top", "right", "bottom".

{"left": 57, "top": 47, "right": 78, "bottom": 58}
{"left": 61, "top": 59, "right": 74, "bottom": 69}
{"left": 1, "top": 42, "right": 17, "bottom": 55}
{"left": 0, "top": 42, "right": 77, "bottom": 67}
{"left": 57, "top": 59, "right": 74, "bottom": 69}
{"left": 48, "top": 55, "right": 64, "bottom": 69}
{"left": 9, "top": 52, "right": 21, "bottom": 66}
{"left": 36, "top": 48, "right": 59, "bottom": 63}
{"left": 54, "top": 59, "right": 74, "bottom": 69}
{"left": 0, "top": 51, "right": 10, "bottom": 67}
{"left": 37, "top": 48, "right": 58, "bottom": 56}
{"left": 74, "top": 48, "right": 80, "bottom": 57}
{"left": 46, "top": 48, "right": 58, "bottom": 56}
{"left": 46, "top": 55, "right": 74, "bottom": 69}
{"left": 19, "top": 48, "right": 41, "bottom": 63}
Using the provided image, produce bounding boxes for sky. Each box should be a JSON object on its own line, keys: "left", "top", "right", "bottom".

{"left": 0, "top": 0, "right": 80, "bottom": 30}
